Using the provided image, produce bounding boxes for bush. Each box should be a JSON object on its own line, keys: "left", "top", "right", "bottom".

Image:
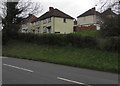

{"left": 8, "top": 32, "right": 119, "bottom": 52}
{"left": 66, "top": 34, "right": 83, "bottom": 47}
{"left": 66, "top": 34, "right": 97, "bottom": 48}
{"left": 36, "top": 34, "right": 67, "bottom": 46}
{"left": 82, "top": 36, "right": 97, "bottom": 48}
{"left": 97, "top": 37, "right": 120, "bottom": 52}
{"left": 101, "top": 15, "right": 120, "bottom": 37}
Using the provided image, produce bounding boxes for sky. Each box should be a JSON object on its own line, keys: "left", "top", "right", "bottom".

{"left": 38, "top": 0, "right": 97, "bottom": 18}
{"left": 16, "top": 0, "right": 119, "bottom": 18}
{"left": 0, "top": 0, "right": 118, "bottom": 19}
{"left": 15, "top": 0, "right": 99, "bottom": 19}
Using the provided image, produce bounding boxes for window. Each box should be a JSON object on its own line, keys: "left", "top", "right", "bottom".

{"left": 37, "top": 27, "right": 40, "bottom": 33}
{"left": 33, "top": 22, "right": 36, "bottom": 25}
{"left": 43, "top": 27, "right": 47, "bottom": 33}
{"left": 63, "top": 18, "right": 67, "bottom": 23}
{"left": 55, "top": 32, "right": 60, "bottom": 34}
{"left": 32, "top": 30, "right": 35, "bottom": 33}
{"left": 48, "top": 18, "right": 51, "bottom": 23}
{"left": 47, "top": 26, "right": 51, "bottom": 33}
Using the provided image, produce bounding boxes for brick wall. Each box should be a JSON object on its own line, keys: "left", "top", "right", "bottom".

{"left": 74, "top": 25, "right": 96, "bottom": 32}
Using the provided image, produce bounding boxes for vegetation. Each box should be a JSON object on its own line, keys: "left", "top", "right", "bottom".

{"left": 3, "top": 40, "right": 119, "bottom": 73}
{"left": 2, "top": 1, "right": 119, "bottom": 74}
{"left": 73, "top": 30, "right": 101, "bottom": 37}
{"left": 6, "top": 32, "right": 119, "bottom": 52}
{"left": 2, "top": 2, "right": 21, "bottom": 45}
{"left": 101, "top": 15, "right": 120, "bottom": 37}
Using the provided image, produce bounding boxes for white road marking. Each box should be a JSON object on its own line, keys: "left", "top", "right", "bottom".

{"left": 57, "top": 77, "right": 87, "bottom": 85}
{"left": 0, "top": 57, "right": 8, "bottom": 58}
{"left": 3, "top": 64, "right": 34, "bottom": 73}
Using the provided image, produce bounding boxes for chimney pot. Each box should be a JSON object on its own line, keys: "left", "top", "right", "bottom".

{"left": 49, "top": 7, "right": 54, "bottom": 11}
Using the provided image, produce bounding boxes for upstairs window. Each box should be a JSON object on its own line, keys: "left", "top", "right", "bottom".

{"left": 48, "top": 18, "right": 51, "bottom": 23}
{"left": 63, "top": 18, "right": 67, "bottom": 23}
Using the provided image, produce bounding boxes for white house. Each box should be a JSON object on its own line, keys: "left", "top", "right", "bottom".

{"left": 21, "top": 7, "right": 74, "bottom": 34}
{"left": 76, "top": 7, "right": 101, "bottom": 31}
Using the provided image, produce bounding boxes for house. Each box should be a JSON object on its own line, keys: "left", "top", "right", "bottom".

{"left": 21, "top": 14, "right": 38, "bottom": 33}
{"left": 37, "top": 7, "right": 74, "bottom": 34}
{"left": 74, "top": 7, "right": 101, "bottom": 31}
{"left": 21, "top": 7, "right": 74, "bottom": 34}
{"left": 100, "top": 8, "right": 119, "bottom": 29}
{"left": 100, "top": 8, "right": 118, "bottom": 23}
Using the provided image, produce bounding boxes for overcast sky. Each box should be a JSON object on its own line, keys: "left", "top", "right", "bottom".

{"left": 39, "top": 0, "right": 98, "bottom": 18}
{"left": 1, "top": 0, "right": 117, "bottom": 19}
{"left": 16, "top": 0, "right": 99, "bottom": 19}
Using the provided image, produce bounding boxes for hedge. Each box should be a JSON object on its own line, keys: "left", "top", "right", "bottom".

{"left": 4, "top": 32, "right": 119, "bottom": 52}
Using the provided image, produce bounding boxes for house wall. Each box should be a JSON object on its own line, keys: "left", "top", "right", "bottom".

{"left": 39, "top": 17, "right": 73, "bottom": 34}
{"left": 54, "top": 17, "right": 74, "bottom": 34}
{"left": 77, "top": 15, "right": 96, "bottom": 26}
{"left": 21, "top": 23, "right": 33, "bottom": 33}
{"left": 40, "top": 17, "right": 54, "bottom": 33}
{"left": 32, "top": 21, "right": 41, "bottom": 33}
{"left": 21, "top": 17, "right": 74, "bottom": 34}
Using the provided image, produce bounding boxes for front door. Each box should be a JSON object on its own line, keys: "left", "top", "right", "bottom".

{"left": 47, "top": 26, "right": 51, "bottom": 33}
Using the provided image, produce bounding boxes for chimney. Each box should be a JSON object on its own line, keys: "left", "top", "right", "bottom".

{"left": 92, "top": 7, "right": 96, "bottom": 11}
{"left": 49, "top": 7, "right": 54, "bottom": 11}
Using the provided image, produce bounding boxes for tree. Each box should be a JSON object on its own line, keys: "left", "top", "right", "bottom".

{"left": 3, "top": 2, "right": 20, "bottom": 32}
{"left": 2, "top": 2, "right": 20, "bottom": 45}
{"left": 101, "top": 15, "right": 120, "bottom": 37}
{"left": 95, "top": 0, "right": 120, "bottom": 37}
{"left": 96, "top": 0, "right": 120, "bottom": 14}
{"left": 16, "top": 1, "right": 43, "bottom": 18}
{"left": 2, "top": 1, "right": 43, "bottom": 44}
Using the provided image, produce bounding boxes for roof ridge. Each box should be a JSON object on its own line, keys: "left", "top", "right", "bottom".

{"left": 38, "top": 7, "right": 74, "bottom": 20}
{"left": 77, "top": 7, "right": 99, "bottom": 18}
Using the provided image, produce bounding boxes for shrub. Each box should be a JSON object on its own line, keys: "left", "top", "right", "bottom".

{"left": 97, "top": 37, "right": 120, "bottom": 52}
{"left": 82, "top": 36, "right": 97, "bottom": 48}
{"left": 65, "top": 34, "right": 97, "bottom": 48}
{"left": 101, "top": 16, "right": 120, "bottom": 37}
{"left": 66, "top": 34, "right": 83, "bottom": 47}
{"left": 8, "top": 32, "right": 119, "bottom": 52}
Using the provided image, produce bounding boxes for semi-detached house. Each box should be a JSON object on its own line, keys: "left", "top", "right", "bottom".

{"left": 21, "top": 7, "right": 74, "bottom": 34}
{"left": 74, "top": 7, "right": 101, "bottom": 31}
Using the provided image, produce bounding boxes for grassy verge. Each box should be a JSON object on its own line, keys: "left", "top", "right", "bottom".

{"left": 74, "top": 30, "right": 101, "bottom": 37}
{"left": 3, "top": 40, "right": 119, "bottom": 73}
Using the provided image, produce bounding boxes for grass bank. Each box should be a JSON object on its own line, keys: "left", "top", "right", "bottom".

{"left": 3, "top": 40, "right": 119, "bottom": 73}
{"left": 74, "top": 30, "right": 101, "bottom": 37}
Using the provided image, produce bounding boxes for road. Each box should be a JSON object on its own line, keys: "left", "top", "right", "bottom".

{"left": 2, "top": 57, "right": 119, "bottom": 85}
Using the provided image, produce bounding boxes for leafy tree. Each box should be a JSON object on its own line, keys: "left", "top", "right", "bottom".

{"left": 2, "top": 1, "right": 43, "bottom": 44}
{"left": 95, "top": 0, "right": 120, "bottom": 37}
{"left": 3, "top": 2, "right": 21, "bottom": 33}
{"left": 2, "top": 2, "right": 21, "bottom": 44}
{"left": 101, "top": 15, "right": 120, "bottom": 37}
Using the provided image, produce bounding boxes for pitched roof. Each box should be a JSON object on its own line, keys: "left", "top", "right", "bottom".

{"left": 22, "top": 14, "right": 37, "bottom": 24}
{"left": 77, "top": 7, "right": 100, "bottom": 18}
{"left": 102, "top": 8, "right": 117, "bottom": 16}
{"left": 38, "top": 7, "right": 74, "bottom": 20}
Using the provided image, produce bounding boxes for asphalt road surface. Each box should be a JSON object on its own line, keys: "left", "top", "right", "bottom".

{"left": 2, "top": 57, "right": 119, "bottom": 85}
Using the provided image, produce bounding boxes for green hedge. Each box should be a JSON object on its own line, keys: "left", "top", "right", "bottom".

{"left": 97, "top": 37, "right": 120, "bottom": 52}
{"left": 8, "top": 33, "right": 119, "bottom": 52}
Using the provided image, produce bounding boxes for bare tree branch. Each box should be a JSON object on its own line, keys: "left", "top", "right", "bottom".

{"left": 16, "top": 1, "right": 43, "bottom": 18}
